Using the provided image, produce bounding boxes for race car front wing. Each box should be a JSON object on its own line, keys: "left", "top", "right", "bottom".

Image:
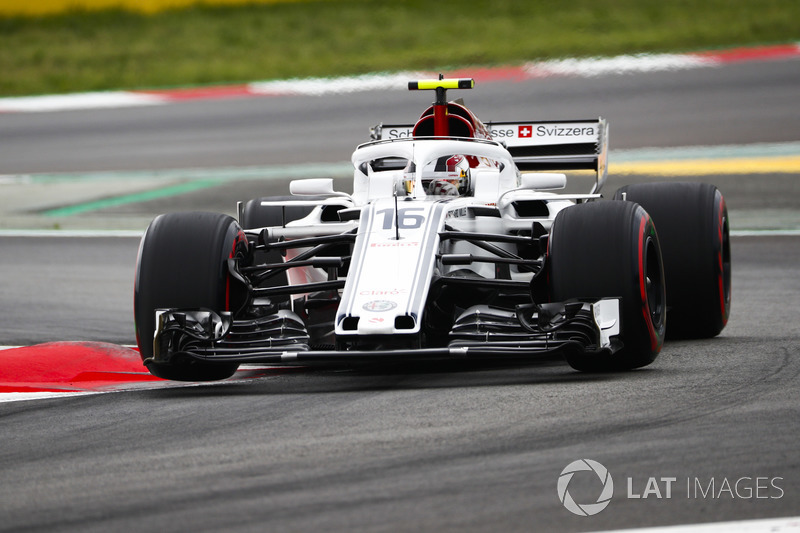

{"left": 144, "top": 298, "right": 621, "bottom": 368}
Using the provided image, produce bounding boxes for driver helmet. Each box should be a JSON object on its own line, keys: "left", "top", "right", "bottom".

{"left": 404, "top": 155, "right": 471, "bottom": 197}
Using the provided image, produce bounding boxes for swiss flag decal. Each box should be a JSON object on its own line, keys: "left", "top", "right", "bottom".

{"left": 518, "top": 125, "right": 532, "bottom": 138}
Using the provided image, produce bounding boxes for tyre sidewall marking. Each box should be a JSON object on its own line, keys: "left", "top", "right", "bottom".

{"left": 637, "top": 211, "right": 663, "bottom": 353}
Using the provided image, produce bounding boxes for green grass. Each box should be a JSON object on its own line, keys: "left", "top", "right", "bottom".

{"left": 0, "top": 0, "right": 798, "bottom": 96}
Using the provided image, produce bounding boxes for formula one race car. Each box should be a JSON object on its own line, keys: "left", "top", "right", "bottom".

{"left": 134, "top": 78, "right": 731, "bottom": 381}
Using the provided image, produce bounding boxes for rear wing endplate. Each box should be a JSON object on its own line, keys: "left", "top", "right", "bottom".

{"left": 370, "top": 118, "right": 609, "bottom": 193}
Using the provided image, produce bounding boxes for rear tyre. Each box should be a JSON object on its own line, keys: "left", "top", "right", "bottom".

{"left": 614, "top": 182, "right": 730, "bottom": 338}
{"left": 549, "top": 201, "right": 666, "bottom": 371}
{"left": 134, "top": 212, "right": 248, "bottom": 381}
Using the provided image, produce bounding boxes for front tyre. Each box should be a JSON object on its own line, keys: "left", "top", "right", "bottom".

{"left": 549, "top": 201, "right": 666, "bottom": 371}
{"left": 134, "top": 212, "right": 248, "bottom": 381}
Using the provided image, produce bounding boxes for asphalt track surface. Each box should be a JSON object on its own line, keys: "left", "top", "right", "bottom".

{"left": 1, "top": 57, "right": 799, "bottom": 532}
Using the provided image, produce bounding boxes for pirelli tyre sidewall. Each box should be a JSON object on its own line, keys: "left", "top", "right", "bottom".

{"left": 134, "top": 212, "right": 248, "bottom": 381}
{"left": 549, "top": 201, "right": 666, "bottom": 371}
{"left": 614, "top": 182, "right": 731, "bottom": 338}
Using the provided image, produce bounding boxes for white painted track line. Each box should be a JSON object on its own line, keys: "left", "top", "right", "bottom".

{"left": 592, "top": 515, "right": 800, "bottom": 533}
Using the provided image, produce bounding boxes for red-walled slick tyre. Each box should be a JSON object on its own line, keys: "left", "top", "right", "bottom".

{"left": 134, "top": 212, "right": 248, "bottom": 381}
{"left": 549, "top": 201, "right": 666, "bottom": 371}
{"left": 614, "top": 182, "right": 731, "bottom": 338}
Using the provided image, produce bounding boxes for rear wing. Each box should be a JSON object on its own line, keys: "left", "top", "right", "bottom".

{"left": 370, "top": 118, "right": 609, "bottom": 193}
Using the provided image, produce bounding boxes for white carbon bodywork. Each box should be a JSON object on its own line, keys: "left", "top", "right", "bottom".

{"left": 335, "top": 198, "right": 448, "bottom": 336}
{"left": 278, "top": 136, "right": 608, "bottom": 340}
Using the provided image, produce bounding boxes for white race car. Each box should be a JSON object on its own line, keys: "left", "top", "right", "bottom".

{"left": 134, "top": 78, "right": 731, "bottom": 381}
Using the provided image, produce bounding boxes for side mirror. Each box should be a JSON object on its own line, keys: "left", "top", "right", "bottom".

{"left": 520, "top": 172, "right": 567, "bottom": 190}
{"left": 290, "top": 178, "right": 349, "bottom": 198}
